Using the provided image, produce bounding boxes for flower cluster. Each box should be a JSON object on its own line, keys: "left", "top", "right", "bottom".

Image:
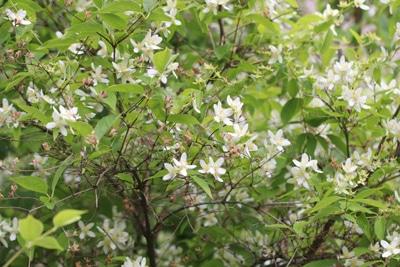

{"left": 46, "top": 105, "right": 81, "bottom": 136}
{"left": 0, "top": 217, "right": 19, "bottom": 248}
{"left": 0, "top": 99, "right": 24, "bottom": 128}
{"left": 288, "top": 153, "right": 323, "bottom": 189}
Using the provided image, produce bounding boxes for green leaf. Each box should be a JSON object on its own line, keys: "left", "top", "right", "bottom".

{"left": 320, "top": 29, "right": 333, "bottom": 55}
{"left": 214, "top": 44, "right": 232, "bottom": 60}
{"left": 67, "top": 121, "right": 94, "bottom": 137}
{"left": 10, "top": 176, "right": 48, "bottom": 195}
{"left": 5, "top": 72, "right": 30, "bottom": 93}
{"left": 51, "top": 156, "right": 72, "bottom": 198}
{"left": 99, "top": 1, "right": 141, "bottom": 13}
{"left": 153, "top": 48, "right": 173, "bottom": 73}
{"left": 17, "top": 105, "right": 50, "bottom": 124}
{"left": 105, "top": 84, "right": 144, "bottom": 94}
{"left": 287, "top": 79, "right": 299, "bottom": 98}
{"left": 350, "top": 28, "right": 363, "bottom": 45}
{"left": 192, "top": 176, "right": 213, "bottom": 199}
{"left": 40, "top": 196, "right": 56, "bottom": 210}
{"left": 264, "top": 224, "right": 291, "bottom": 229}
{"left": 102, "top": 91, "right": 117, "bottom": 111}
{"left": 303, "top": 260, "right": 337, "bottom": 267}
{"left": 19, "top": 215, "right": 44, "bottom": 242}
{"left": 144, "top": 0, "right": 158, "bottom": 13}
{"left": 374, "top": 217, "right": 386, "bottom": 240}
{"left": 116, "top": 173, "right": 133, "bottom": 185}
{"left": 35, "top": 236, "right": 64, "bottom": 251}
{"left": 307, "top": 196, "right": 341, "bottom": 214}
{"left": 53, "top": 209, "right": 87, "bottom": 228}
{"left": 351, "top": 199, "right": 387, "bottom": 210}
{"left": 246, "top": 14, "right": 277, "bottom": 34}
{"left": 281, "top": 98, "right": 300, "bottom": 124}
{"left": 356, "top": 213, "right": 371, "bottom": 240}
{"left": 167, "top": 114, "right": 200, "bottom": 125}
{"left": 327, "top": 134, "right": 347, "bottom": 156}
{"left": 65, "top": 22, "right": 105, "bottom": 37}
{"left": 94, "top": 114, "right": 121, "bottom": 141}
{"left": 99, "top": 13, "right": 127, "bottom": 30}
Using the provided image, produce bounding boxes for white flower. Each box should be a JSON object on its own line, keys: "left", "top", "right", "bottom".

{"left": 78, "top": 220, "right": 96, "bottom": 240}
{"left": 97, "top": 40, "right": 108, "bottom": 57}
{"left": 354, "top": 0, "right": 369, "bottom": 10}
{"left": 203, "top": 0, "right": 230, "bottom": 15}
{"left": 173, "top": 152, "right": 196, "bottom": 176}
{"left": 0, "top": 229, "right": 8, "bottom": 247}
{"left": 91, "top": 63, "right": 109, "bottom": 85}
{"left": 213, "top": 101, "right": 233, "bottom": 125}
{"left": 199, "top": 157, "right": 226, "bottom": 182}
{"left": 339, "top": 87, "right": 370, "bottom": 112}
{"left": 2, "top": 217, "right": 19, "bottom": 241}
{"left": 112, "top": 53, "right": 137, "bottom": 84}
{"left": 46, "top": 106, "right": 80, "bottom": 136}
{"left": 268, "top": 129, "right": 290, "bottom": 152}
{"left": 163, "top": 163, "right": 179, "bottom": 181}
{"left": 381, "top": 237, "right": 400, "bottom": 258}
{"left": 5, "top": 9, "right": 31, "bottom": 26}
{"left": 268, "top": 44, "right": 283, "bottom": 64}
{"left": 68, "top": 43, "right": 85, "bottom": 55}
{"left": 163, "top": 153, "right": 196, "bottom": 180}
{"left": 121, "top": 256, "right": 147, "bottom": 267}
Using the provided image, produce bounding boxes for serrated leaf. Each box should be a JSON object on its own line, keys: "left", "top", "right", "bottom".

{"left": 167, "top": 114, "right": 200, "bottom": 125}
{"left": 53, "top": 209, "right": 87, "bottom": 228}
{"left": 192, "top": 176, "right": 213, "bottom": 199}
{"left": 105, "top": 84, "right": 144, "bottom": 94}
{"left": 10, "top": 176, "right": 48, "bottom": 195}
{"left": 94, "top": 114, "right": 120, "bottom": 141}
{"left": 19, "top": 215, "right": 43, "bottom": 242}
{"left": 35, "top": 236, "right": 64, "bottom": 250}
{"left": 281, "top": 98, "right": 300, "bottom": 124}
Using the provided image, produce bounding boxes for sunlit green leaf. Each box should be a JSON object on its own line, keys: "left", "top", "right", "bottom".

{"left": 10, "top": 176, "right": 48, "bottom": 195}
{"left": 53, "top": 209, "right": 87, "bottom": 228}
{"left": 19, "top": 215, "right": 43, "bottom": 242}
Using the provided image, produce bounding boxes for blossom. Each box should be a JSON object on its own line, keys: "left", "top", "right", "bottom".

{"left": 198, "top": 157, "right": 226, "bottom": 182}
{"left": 78, "top": 220, "right": 96, "bottom": 240}
{"left": 213, "top": 101, "right": 233, "bottom": 125}
{"left": 5, "top": 9, "right": 31, "bottom": 26}
{"left": 2, "top": 217, "right": 19, "bottom": 241}
{"left": 354, "top": 0, "right": 369, "bottom": 10}
{"left": 91, "top": 63, "right": 109, "bottom": 85}
{"left": 112, "top": 53, "right": 137, "bottom": 84}
{"left": 268, "top": 129, "right": 290, "bottom": 152}
{"left": 97, "top": 40, "right": 108, "bottom": 57}
{"left": 121, "top": 256, "right": 147, "bottom": 267}
{"left": 268, "top": 44, "right": 283, "bottom": 64}
{"left": 203, "top": 0, "right": 230, "bottom": 15}
{"left": 339, "top": 87, "right": 370, "bottom": 112}
{"left": 68, "top": 43, "right": 85, "bottom": 55}
{"left": 163, "top": 153, "right": 196, "bottom": 180}
{"left": 46, "top": 105, "right": 81, "bottom": 136}
{"left": 0, "top": 229, "right": 8, "bottom": 247}
{"left": 380, "top": 237, "right": 400, "bottom": 258}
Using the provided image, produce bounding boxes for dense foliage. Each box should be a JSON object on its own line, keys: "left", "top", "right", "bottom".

{"left": 1, "top": 0, "right": 400, "bottom": 266}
